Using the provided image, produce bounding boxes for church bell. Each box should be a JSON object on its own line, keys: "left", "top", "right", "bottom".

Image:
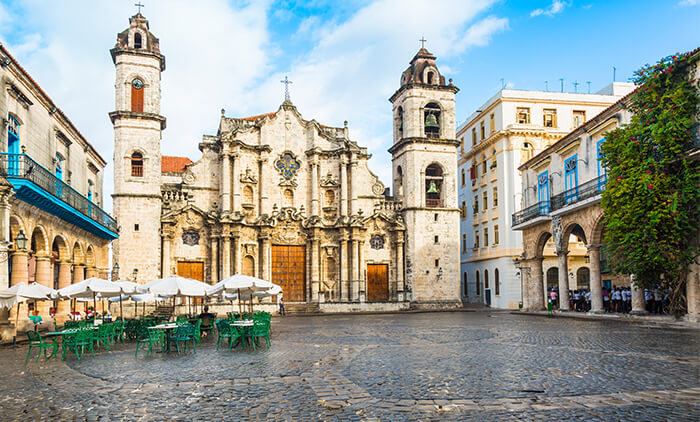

{"left": 425, "top": 113, "right": 438, "bottom": 128}
{"left": 427, "top": 181, "right": 439, "bottom": 194}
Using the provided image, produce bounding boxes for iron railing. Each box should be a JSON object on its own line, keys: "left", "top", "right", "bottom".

{"left": 0, "top": 153, "right": 117, "bottom": 233}
{"left": 550, "top": 174, "right": 607, "bottom": 212}
{"left": 512, "top": 201, "right": 549, "bottom": 226}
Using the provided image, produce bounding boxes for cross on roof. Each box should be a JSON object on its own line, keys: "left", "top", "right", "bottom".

{"left": 280, "top": 76, "right": 293, "bottom": 101}
{"left": 135, "top": 2, "right": 145, "bottom": 13}
{"left": 419, "top": 36, "right": 427, "bottom": 49}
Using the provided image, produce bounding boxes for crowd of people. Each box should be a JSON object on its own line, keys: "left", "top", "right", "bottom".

{"left": 546, "top": 285, "right": 671, "bottom": 314}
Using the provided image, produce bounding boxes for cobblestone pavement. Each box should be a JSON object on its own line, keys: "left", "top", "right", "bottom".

{"left": 1, "top": 312, "right": 699, "bottom": 421}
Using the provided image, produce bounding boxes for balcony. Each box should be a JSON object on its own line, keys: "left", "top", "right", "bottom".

{"left": 426, "top": 198, "right": 443, "bottom": 208}
{"left": 512, "top": 201, "right": 549, "bottom": 227}
{"left": 550, "top": 175, "right": 607, "bottom": 213}
{"left": 0, "top": 153, "right": 118, "bottom": 240}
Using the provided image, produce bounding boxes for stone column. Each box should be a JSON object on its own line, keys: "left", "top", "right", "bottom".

{"left": 340, "top": 157, "right": 348, "bottom": 217}
{"left": 0, "top": 192, "right": 10, "bottom": 296}
{"left": 358, "top": 240, "right": 365, "bottom": 302}
{"left": 530, "top": 257, "right": 545, "bottom": 311}
{"left": 351, "top": 238, "right": 359, "bottom": 301}
{"left": 556, "top": 252, "right": 571, "bottom": 311}
{"left": 85, "top": 267, "right": 99, "bottom": 279}
{"left": 221, "top": 153, "right": 231, "bottom": 212}
{"left": 340, "top": 237, "right": 349, "bottom": 301}
{"left": 630, "top": 276, "right": 647, "bottom": 315}
{"left": 73, "top": 264, "right": 85, "bottom": 284}
{"left": 210, "top": 237, "right": 218, "bottom": 284}
{"left": 258, "top": 158, "right": 267, "bottom": 214}
{"left": 35, "top": 256, "right": 52, "bottom": 287}
{"left": 56, "top": 261, "right": 73, "bottom": 318}
{"left": 260, "top": 235, "right": 271, "bottom": 282}
{"left": 233, "top": 235, "right": 241, "bottom": 275}
{"left": 587, "top": 245, "right": 603, "bottom": 313}
{"left": 10, "top": 251, "right": 29, "bottom": 286}
{"left": 310, "top": 236, "right": 320, "bottom": 302}
{"left": 222, "top": 235, "right": 231, "bottom": 278}
{"left": 688, "top": 256, "right": 700, "bottom": 320}
{"left": 350, "top": 158, "right": 358, "bottom": 215}
{"left": 231, "top": 153, "right": 240, "bottom": 213}
{"left": 310, "top": 160, "right": 319, "bottom": 216}
{"left": 396, "top": 240, "right": 405, "bottom": 301}
{"left": 161, "top": 232, "right": 171, "bottom": 278}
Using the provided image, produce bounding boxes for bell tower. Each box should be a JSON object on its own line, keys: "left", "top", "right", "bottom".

{"left": 389, "top": 47, "right": 461, "bottom": 306}
{"left": 109, "top": 13, "right": 166, "bottom": 283}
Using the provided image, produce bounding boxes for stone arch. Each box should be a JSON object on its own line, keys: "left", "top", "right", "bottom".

{"left": 533, "top": 231, "right": 552, "bottom": 259}
{"left": 425, "top": 163, "right": 444, "bottom": 208}
{"left": 561, "top": 222, "right": 587, "bottom": 252}
{"left": 589, "top": 211, "right": 606, "bottom": 245}
{"left": 423, "top": 102, "right": 442, "bottom": 138}
{"left": 30, "top": 225, "right": 49, "bottom": 255}
{"left": 51, "top": 235, "right": 70, "bottom": 261}
{"left": 85, "top": 245, "right": 96, "bottom": 267}
{"left": 283, "top": 189, "right": 294, "bottom": 208}
{"left": 242, "top": 185, "right": 254, "bottom": 205}
{"left": 9, "top": 214, "right": 25, "bottom": 244}
{"left": 72, "top": 241, "right": 85, "bottom": 265}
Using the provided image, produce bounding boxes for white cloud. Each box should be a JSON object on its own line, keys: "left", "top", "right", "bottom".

{"left": 530, "top": 1, "right": 568, "bottom": 17}
{"left": 455, "top": 16, "right": 509, "bottom": 52}
{"left": 678, "top": 0, "right": 698, "bottom": 6}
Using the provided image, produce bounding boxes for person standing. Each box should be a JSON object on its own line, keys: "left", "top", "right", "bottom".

{"left": 550, "top": 289, "right": 558, "bottom": 309}
{"left": 603, "top": 288, "right": 610, "bottom": 313}
{"left": 278, "top": 296, "right": 286, "bottom": 316}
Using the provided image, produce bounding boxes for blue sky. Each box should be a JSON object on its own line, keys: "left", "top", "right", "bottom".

{"left": 0, "top": 0, "right": 698, "bottom": 210}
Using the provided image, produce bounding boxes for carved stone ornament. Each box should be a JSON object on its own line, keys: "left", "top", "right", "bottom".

{"left": 320, "top": 172, "right": 340, "bottom": 188}
{"left": 183, "top": 168, "right": 196, "bottom": 184}
{"left": 371, "top": 182, "right": 385, "bottom": 196}
{"left": 552, "top": 215, "right": 563, "bottom": 254}
{"left": 369, "top": 234, "right": 385, "bottom": 250}
{"left": 240, "top": 167, "right": 258, "bottom": 184}
{"left": 271, "top": 222, "right": 307, "bottom": 245}
{"left": 274, "top": 152, "right": 300, "bottom": 179}
{"left": 182, "top": 229, "right": 200, "bottom": 246}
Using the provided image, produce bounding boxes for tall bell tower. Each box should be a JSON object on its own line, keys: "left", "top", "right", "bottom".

{"left": 389, "top": 47, "right": 461, "bottom": 306}
{"left": 109, "top": 13, "right": 166, "bottom": 283}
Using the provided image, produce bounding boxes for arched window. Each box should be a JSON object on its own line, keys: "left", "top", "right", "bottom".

{"left": 425, "top": 164, "right": 443, "bottom": 208}
{"left": 494, "top": 268, "right": 500, "bottom": 296}
{"left": 134, "top": 33, "right": 142, "bottom": 49}
{"left": 424, "top": 102, "right": 441, "bottom": 138}
{"left": 131, "top": 78, "right": 144, "bottom": 112}
{"left": 283, "top": 188, "right": 294, "bottom": 207}
{"left": 475, "top": 271, "right": 481, "bottom": 296}
{"left": 325, "top": 189, "right": 335, "bottom": 206}
{"left": 243, "top": 186, "right": 254, "bottom": 205}
{"left": 242, "top": 256, "right": 255, "bottom": 277}
{"left": 427, "top": 71, "right": 434, "bottom": 85}
{"left": 484, "top": 269, "right": 489, "bottom": 289}
{"left": 131, "top": 152, "right": 143, "bottom": 177}
{"left": 397, "top": 106, "right": 403, "bottom": 134}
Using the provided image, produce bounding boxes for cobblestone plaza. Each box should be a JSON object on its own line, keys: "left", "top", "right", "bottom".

{"left": 1, "top": 312, "right": 698, "bottom": 421}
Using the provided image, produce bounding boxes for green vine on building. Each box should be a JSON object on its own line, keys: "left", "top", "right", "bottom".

{"left": 601, "top": 50, "right": 699, "bottom": 316}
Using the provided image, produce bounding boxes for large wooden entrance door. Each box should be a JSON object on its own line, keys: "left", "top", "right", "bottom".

{"left": 177, "top": 261, "right": 204, "bottom": 281}
{"left": 367, "top": 264, "right": 389, "bottom": 302}
{"left": 272, "top": 245, "right": 306, "bottom": 302}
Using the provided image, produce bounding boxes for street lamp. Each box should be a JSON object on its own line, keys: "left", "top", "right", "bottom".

{"left": 14, "top": 230, "right": 27, "bottom": 251}
{"left": 111, "top": 262, "right": 120, "bottom": 281}
{"left": 131, "top": 268, "right": 138, "bottom": 282}
{"left": 514, "top": 256, "right": 524, "bottom": 309}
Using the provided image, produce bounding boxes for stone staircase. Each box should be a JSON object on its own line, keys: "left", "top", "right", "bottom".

{"left": 153, "top": 304, "right": 174, "bottom": 319}
{"left": 284, "top": 303, "right": 320, "bottom": 315}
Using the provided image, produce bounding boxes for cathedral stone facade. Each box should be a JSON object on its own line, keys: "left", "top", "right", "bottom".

{"left": 111, "top": 14, "right": 461, "bottom": 308}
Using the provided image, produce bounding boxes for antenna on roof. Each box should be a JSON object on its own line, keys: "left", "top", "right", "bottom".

{"left": 559, "top": 78, "right": 564, "bottom": 93}
{"left": 500, "top": 78, "right": 505, "bottom": 89}
{"left": 586, "top": 81, "right": 591, "bottom": 94}
{"left": 573, "top": 80, "right": 579, "bottom": 93}
{"left": 613, "top": 66, "right": 617, "bottom": 82}
{"left": 544, "top": 81, "right": 549, "bottom": 92}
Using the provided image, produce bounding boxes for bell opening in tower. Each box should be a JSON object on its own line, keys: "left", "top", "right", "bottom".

{"left": 425, "top": 164, "right": 443, "bottom": 208}
{"left": 424, "top": 103, "right": 441, "bottom": 138}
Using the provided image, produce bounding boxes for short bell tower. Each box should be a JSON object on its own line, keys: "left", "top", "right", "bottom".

{"left": 389, "top": 47, "right": 461, "bottom": 306}
{"left": 109, "top": 13, "right": 166, "bottom": 283}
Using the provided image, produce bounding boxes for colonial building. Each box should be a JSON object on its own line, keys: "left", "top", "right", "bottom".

{"left": 0, "top": 44, "right": 117, "bottom": 340}
{"left": 111, "top": 14, "right": 461, "bottom": 309}
{"left": 514, "top": 47, "right": 700, "bottom": 318}
{"left": 457, "top": 86, "right": 634, "bottom": 309}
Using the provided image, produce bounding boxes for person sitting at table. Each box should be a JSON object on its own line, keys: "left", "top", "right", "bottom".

{"left": 198, "top": 306, "right": 216, "bottom": 336}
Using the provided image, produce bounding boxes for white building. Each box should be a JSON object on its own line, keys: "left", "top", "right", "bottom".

{"left": 457, "top": 84, "right": 634, "bottom": 309}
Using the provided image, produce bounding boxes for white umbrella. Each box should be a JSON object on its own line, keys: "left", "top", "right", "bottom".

{"left": 57, "top": 277, "right": 122, "bottom": 317}
{"left": 137, "top": 275, "right": 209, "bottom": 297}
{"left": 0, "top": 282, "right": 56, "bottom": 331}
{"left": 112, "top": 280, "right": 139, "bottom": 320}
{"left": 207, "top": 275, "right": 274, "bottom": 315}
{"left": 254, "top": 283, "right": 282, "bottom": 298}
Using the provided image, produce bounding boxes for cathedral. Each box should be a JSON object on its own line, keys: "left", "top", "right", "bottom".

{"left": 111, "top": 13, "right": 461, "bottom": 308}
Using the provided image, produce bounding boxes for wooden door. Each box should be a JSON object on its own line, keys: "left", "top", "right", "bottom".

{"left": 367, "top": 264, "right": 389, "bottom": 302}
{"left": 177, "top": 261, "right": 204, "bottom": 281}
{"left": 272, "top": 245, "right": 306, "bottom": 302}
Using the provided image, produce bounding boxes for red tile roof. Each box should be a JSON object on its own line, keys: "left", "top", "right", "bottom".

{"left": 241, "top": 112, "right": 276, "bottom": 121}
{"left": 162, "top": 156, "right": 194, "bottom": 173}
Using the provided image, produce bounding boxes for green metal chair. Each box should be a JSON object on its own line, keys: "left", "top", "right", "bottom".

{"left": 25, "top": 331, "right": 57, "bottom": 363}
{"left": 216, "top": 320, "right": 236, "bottom": 351}
{"left": 62, "top": 329, "right": 95, "bottom": 360}
{"left": 135, "top": 328, "right": 165, "bottom": 357}
{"left": 250, "top": 320, "right": 271, "bottom": 350}
{"left": 192, "top": 319, "right": 203, "bottom": 345}
{"left": 112, "top": 320, "right": 125, "bottom": 344}
{"left": 169, "top": 324, "right": 196, "bottom": 355}
{"left": 94, "top": 324, "right": 112, "bottom": 350}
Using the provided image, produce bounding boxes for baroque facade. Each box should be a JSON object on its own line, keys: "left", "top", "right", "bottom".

{"left": 456, "top": 85, "right": 634, "bottom": 309}
{"left": 112, "top": 14, "right": 461, "bottom": 308}
{"left": 0, "top": 44, "right": 116, "bottom": 341}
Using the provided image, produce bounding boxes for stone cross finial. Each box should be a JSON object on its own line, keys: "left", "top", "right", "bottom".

{"left": 419, "top": 36, "right": 427, "bottom": 48}
{"left": 280, "top": 76, "right": 293, "bottom": 101}
{"left": 135, "top": 2, "right": 144, "bottom": 13}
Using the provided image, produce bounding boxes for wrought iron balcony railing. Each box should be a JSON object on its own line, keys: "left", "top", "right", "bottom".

{"left": 0, "top": 153, "right": 117, "bottom": 234}
{"left": 550, "top": 174, "right": 607, "bottom": 212}
{"left": 512, "top": 201, "right": 549, "bottom": 226}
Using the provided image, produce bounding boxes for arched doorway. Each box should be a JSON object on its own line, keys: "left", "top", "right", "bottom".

{"left": 546, "top": 267, "right": 558, "bottom": 291}
{"left": 577, "top": 267, "right": 590, "bottom": 289}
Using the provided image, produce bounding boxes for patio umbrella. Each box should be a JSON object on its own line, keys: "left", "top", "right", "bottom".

{"left": 57, "top": 277, "right": 122, "bottom": 316}
{"left": 138, "top": 276, "right": 208, "bottom": 317}
{"left": 0, "top": 282, "right": 56, "bottom": 332}
{"left": 207, "top": 275, "right": 274, "bottom": 315}
{"left": 112, "top": 280, "right": 139, "bottom": 320}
